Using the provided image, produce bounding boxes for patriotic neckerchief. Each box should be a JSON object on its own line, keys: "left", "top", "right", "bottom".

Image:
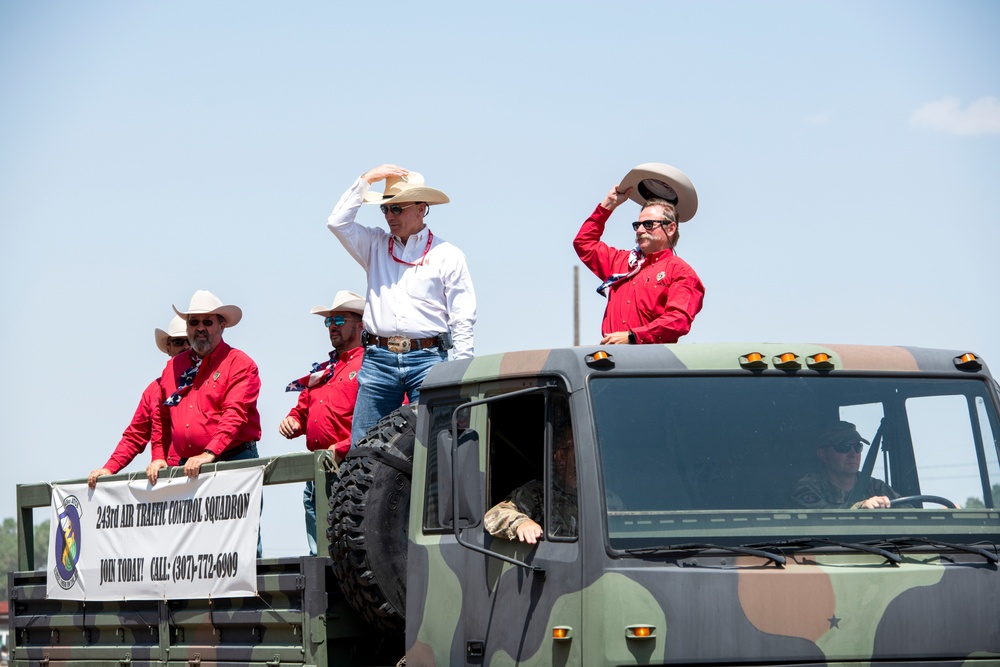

{"left": 164, "top": 351, "right": 203, "bottom": 407}
{"left": 595, "top": 245, "right": 645, "bottom": 297}
{"left": 285, "top": 350, "right": 338, "bottom": 393}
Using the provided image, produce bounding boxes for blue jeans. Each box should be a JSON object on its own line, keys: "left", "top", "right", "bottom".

{"left": 350, "top": 345, "right": 448, "bottom": 445}
{"left": 303, "top": 480, "right": 317, "bottom": 556}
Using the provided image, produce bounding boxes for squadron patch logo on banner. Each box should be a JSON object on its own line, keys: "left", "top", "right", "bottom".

{"left": 53, "top": 496, "right": 83, "bottom": 590}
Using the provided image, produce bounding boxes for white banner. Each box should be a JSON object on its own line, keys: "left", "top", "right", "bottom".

{"left": 47, "top": 466, "right": 263, "bottom": 600}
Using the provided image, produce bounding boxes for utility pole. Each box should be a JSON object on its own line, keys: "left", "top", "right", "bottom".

{"left": 573, "top": 266, "right": 579, "bottom": 346}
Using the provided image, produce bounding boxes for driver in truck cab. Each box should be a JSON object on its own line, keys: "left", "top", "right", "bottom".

{"left": 791, "top": 420, "right": 901, "bottom": 509}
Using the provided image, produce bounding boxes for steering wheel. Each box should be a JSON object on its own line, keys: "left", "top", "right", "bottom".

{"left": 889, "top": 495, "right": 957, "bottom": 509}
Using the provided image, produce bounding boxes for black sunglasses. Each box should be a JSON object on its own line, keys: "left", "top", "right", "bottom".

{"left": 826, "top": 442, "right": 864, "bottom": 454}
{"left": 187, "top": 318, "right": 217, "bottom": 328}
{"left": 324, "top": 315, "right": 358, "bottom": 328}
{"left": 167, "top": 338, "right": 189, "bottom": 348}
{"left": 632, "top": 220, "right": 674, "bottom": 231}
{"left": 379, "top": 203, "right": 417, "bottom": 215}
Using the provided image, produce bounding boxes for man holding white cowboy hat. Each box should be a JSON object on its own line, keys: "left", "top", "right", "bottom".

{"left": 279, "top": 290, "right": 365, "bottom": 555}
{"left": 573, "top": 162, "right": 705, "bottom": 345}
{"left": 326, "top": 164, "right": 476, "bottom": 446}
{"left": 146, "top": 290, "right": 262, "bottom": 484}
{"left": 87, "top": 315, "right": 190, "bottom": 489}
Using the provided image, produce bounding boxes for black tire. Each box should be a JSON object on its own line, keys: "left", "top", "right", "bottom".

{"left": 328, "top": 406, "right": 417, "bottom": 634}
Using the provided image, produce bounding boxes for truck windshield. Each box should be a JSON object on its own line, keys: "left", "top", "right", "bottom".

{"left": 590, "top": 375, "right": 1000, "bottom": 549}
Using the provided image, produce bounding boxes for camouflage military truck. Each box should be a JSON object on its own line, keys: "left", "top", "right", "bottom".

{"left": 11, "top": 343, "right": 1000, "bottom": 666}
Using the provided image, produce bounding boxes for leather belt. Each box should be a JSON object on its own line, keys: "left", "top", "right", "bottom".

{"left": 365, "top": 332, "right": 440, "bottom": 354}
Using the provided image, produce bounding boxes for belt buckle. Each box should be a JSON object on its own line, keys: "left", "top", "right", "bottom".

{"left": 387, "top": 335, "right": 411, "bottom": 353}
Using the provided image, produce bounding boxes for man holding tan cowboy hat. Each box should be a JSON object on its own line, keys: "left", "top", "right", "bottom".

{"left": 573, "top": 162, "right": 705, "bottom": 345}
{"left": 87, "top": 315, "right": 190, "bottom": 489}
{"left": 326, "top": 164, "right": 476, "bottom": 446}
{"left": 146, "top": 290, "right": 262, "bottom": 484}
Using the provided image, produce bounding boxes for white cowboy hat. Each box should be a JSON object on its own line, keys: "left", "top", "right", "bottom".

{"left": 154, "top": 315, "right": 188, "bottom": 355}
{"left": 310, "top": 290, "right": 365, "bottom": 318}
{"left": 173, "top": 290, "right": 243, "bottom": 327}
{"left": 362, "top": 171, "right": 450, "bottom": 206}
{"left": 618, "top": 162, "right": 698, "bottom": 222}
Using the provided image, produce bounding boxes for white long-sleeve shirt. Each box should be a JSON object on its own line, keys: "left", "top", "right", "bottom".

{"left": 327, "top": 178, "right": 476, "bottom": 359}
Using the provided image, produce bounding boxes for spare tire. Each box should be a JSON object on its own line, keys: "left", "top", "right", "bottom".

{"left": 328, "top": 405, "right": 416, "bottom": 634}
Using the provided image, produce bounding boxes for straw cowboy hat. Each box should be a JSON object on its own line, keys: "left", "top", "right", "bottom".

{"left": 154, "top": 315, "right": 188, "bottom": 355}
{"left": 618, "top": 162, "right": 698, "bottom": 222}
{"left": 310, "top": 290, "right": 365, "bottom": 318}
{"left": 362, "top": 171, "right": 450, "bottom": 206}
{"left": 173, "top": 290, "right": 243, "bottom": 327}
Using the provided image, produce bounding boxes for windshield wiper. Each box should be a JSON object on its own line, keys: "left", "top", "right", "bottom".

{"left": 624, "top": 542, "right": 785, "bottom": 566}
{"left": 744, "top": 537, "right": 902, "bottom": 564}
{"left": 876, "top": 537, "right": 999, "bottom": 564}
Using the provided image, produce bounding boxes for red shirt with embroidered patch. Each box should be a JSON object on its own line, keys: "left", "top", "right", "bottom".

{"left": 574, "top": 204, "right": 705, "bottom": 344}
{"left": 284, "top": 345, "right": 363, "bottom": 459}
{"left": 152, "top": 341, "right": 262, "bottom": 460}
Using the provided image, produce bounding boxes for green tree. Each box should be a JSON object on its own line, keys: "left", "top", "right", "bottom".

{"left": 964, "top": 483, "right": 1000, "bottom": 509}
{"left": 0, "top": 517, "right": 50, "bottom": 600}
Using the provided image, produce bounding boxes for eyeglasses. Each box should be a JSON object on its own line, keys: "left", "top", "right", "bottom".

{"left": 324, "top": 315, "right": 358, "bottom": 328}
{"left": 167, "top": 338, "right": 189, "bottom": 348}
{"left": 379, "top": 203, "right": 417, "bottom": 215}
{"left": 826, "top": 442, "right": 864, "bottom": 454}
{"left": 186, "top": 318, "right": 217, "bottom": 328}
{"left": 631, "top": 220, "right": 674, "bottom": 231}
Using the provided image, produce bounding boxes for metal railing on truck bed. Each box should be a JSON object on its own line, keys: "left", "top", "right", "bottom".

{"left": 8, "top": 452, "right": 403, "bottom": 667}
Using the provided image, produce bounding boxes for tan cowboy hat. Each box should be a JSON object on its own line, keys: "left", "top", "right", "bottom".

{"left": 173, "top": 290, "right": 243, "bottom": 327}
{"left": 154, "top": 315, "right": 188, "bottom": 355}
{"left": 618, "top": 162, "right": 698, "bottom": 222}
{"left": 310, "top": 290, "right": 365, "bottom": 318}
{"left": 362, "top": 171, "right": 450, "bottom": 206}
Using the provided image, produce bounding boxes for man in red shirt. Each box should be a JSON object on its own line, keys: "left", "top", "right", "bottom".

{"left": 147, "top": 290, "right": 262, "bottom": 485}
{"left": 87, "top": 315, "right": 190, "bottom": 489}
{"left": 279, "top": 290, "right": 365, "bottom": 554}
{"left": 573, "top": 163, "right": 705, "bottom": 345}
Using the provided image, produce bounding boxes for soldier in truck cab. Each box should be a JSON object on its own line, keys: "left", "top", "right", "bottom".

{"left": 485, "top": 426, "right": 579, "bottom": 544}
{"left": 791, "top": 420, "right": 901, "bottom": 509}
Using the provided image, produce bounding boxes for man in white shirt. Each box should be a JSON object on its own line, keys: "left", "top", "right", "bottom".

{"left": 327, "top": 164, "right": 477, "bottom": 445}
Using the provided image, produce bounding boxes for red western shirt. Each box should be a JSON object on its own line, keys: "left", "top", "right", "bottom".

{"left": 574, "top": 204, "right": 705, "bottom": 344}
{"left": 103, "top": 378, "right": 181, "bottom": 473}
{"left": 152, "top": 341, "right": 262, "bottom": 460}
{"left": 284, "top": 345, "right": 363, "bottom": 460}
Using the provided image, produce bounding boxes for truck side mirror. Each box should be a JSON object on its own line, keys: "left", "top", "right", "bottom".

{"left": 437, "top": 429, "right": 482, "bottom": 529}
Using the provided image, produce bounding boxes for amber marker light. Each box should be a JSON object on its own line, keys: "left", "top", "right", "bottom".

{"left": 806, "top": 352, "right": 835, "bottom": 370}
{"left": 954, "top": 352, "right": 983, "bottom": 370}
{"left": 626, "top": 625, "right": 656, "bottom": 640}
{"left": 739, "top": 351, "right": 768, "bottom": 369}
{"left": 585, "top": 350, "right": 615, "bottom": 369}
{"left": 773, "top": 352, "right": 801, "bottom": 370}
{"left": 552, "top": 626, "right": 573, "bottom": 641}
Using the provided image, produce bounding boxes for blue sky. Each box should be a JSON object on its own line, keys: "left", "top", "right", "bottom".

{"left": 2, "top": 1, "right": 998, "bottom": 556}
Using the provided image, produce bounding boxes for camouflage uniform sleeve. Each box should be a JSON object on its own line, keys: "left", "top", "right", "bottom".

{"left": 484, "top": 500, "right": 531, "bottom": 540}
{"left": 484, "top": 480, "right": 544, "bottom": 541}
{"left": 790, "top": 472, "right": 836, "bottom": 509}
{"left": 869, "top": 478, "right": 900, "bottom": 500}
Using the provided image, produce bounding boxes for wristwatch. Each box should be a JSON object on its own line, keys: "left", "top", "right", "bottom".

{"left": 627, "top": 331, "right": 637, "bottom": 345}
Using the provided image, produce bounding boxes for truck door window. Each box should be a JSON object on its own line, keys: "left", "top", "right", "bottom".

{"left": 485, "top": 392, "right": 578, "bottom": 541}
